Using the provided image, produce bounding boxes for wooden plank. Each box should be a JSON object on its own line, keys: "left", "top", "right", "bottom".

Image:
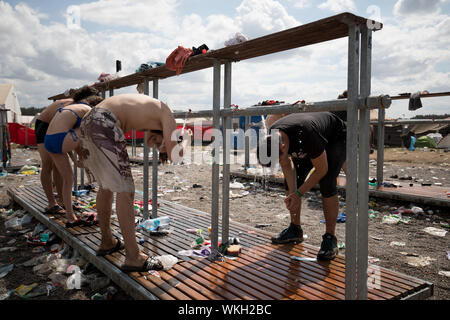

{"left": 7, "top": 186, "right": 432, "bottom": 300}
{"left": 87, "top": 226, "right": 262, "bottom": 300}
{"left": 230, "top": 171, "right": 450, "bottom": 207}
{"left": 21, "top": 186, "right": 96, "bottom": 235}
{"left": 131, "top": 206, "right": 386, "bottom": 302}
{"left": 159, "top": 199, "right": 429, "bottom": 291}
{"left": 7, "top": 187, "right": 158, "bottom": 300}
{"left": 157, "top": 199, "right": 428, "bottom": 299}
{"left": 48, "top": 13, "right": 380, "bottom": 100}
{"left": 84, "top": 234, "right": 197, "bottom": 300}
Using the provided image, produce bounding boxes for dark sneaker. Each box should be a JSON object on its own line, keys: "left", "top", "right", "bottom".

{"left": 271, "top": 223, "right": 303, "bottom": 244}
{"left": 317, "top": 233, "right": 338, "bottom": 260}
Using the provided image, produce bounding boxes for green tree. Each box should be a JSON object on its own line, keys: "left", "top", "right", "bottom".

{"left": 20, "top": 107, "right": 45, "bottom": 116}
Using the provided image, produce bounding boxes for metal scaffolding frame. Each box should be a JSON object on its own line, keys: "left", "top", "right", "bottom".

{"left": 49, "top": 13, "right": 389, "bottom": 300}
{"left": 374, "top": 95, "right": 450, "bottom": 188}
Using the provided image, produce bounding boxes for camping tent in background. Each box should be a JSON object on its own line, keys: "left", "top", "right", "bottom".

{"left": 0, "top": 83, "right": 22, "bottom": 123}
{"left": 437, "top": 134, "right": 450, "bottom": 149}
{"left": 414, "top": 135, "right": 437, "bottom": 148}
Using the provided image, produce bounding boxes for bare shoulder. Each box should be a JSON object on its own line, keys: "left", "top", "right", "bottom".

{"left": 46, "top": 98, "right": 72, "bottom": 110}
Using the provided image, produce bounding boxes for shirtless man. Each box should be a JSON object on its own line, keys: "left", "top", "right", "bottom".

{"left": 79, "top": 93, "right": 182, "bottom": 272}
{"left": 35, "top": 97, "right": 74, "bottom": 214}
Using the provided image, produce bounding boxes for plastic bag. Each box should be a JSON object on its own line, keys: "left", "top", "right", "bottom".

{"left": 154, "top": 255, "right": 178, "bottom": 270}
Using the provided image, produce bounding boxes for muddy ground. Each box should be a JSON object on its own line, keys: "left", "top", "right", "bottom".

{"left": 0, "top": 145, "right": 449, "bottom": 300}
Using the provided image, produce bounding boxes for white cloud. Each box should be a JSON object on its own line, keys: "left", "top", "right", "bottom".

{"left": 370, "top": 12, "right": 450, "bottom": 117}
{"left": 77, "top": 0, "right": 180, "bottom": 35}
{"left": 235, "top": 0, "right": 299, "bottom": 38}
{"left": 1, "top": 0, "right": 449, "bottom": 119}
{"left": 318, "top": 0, "right": 356, "bottom": 13}
{"left": 289, "top": 0, "right": 312, "bottom": 9}
{"left": 393, "top": 0, "right": 447, "bottom": 16}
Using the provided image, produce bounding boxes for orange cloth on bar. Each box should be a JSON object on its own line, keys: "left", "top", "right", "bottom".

{"left": 165, "top": 46, "right": 193, "bottom": 75}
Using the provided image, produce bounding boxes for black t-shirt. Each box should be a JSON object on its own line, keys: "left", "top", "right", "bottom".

{"left": 269, "top": 112, "right": 346, "bottom": 160}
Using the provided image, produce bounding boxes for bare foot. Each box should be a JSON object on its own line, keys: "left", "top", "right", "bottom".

{"left": 124, "top": 252, "right": 148, "bottom": 268}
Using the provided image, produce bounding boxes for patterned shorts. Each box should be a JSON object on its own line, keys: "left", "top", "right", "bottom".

{"left": 79, "top": 107, "right": 134, "bottom": 193}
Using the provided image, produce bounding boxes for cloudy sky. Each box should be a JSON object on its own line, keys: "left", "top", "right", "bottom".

{"left": 1, "top": 0, "right": 449, "bottom": 118}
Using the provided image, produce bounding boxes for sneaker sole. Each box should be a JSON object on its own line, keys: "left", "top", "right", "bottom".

{"left": 271, "top": 238, "right": 304, "bottom": 244}
{"left": 317, "top": 249, "right": 338, "bottom": 261}
{"left": 317, "top": 254, "right": 336, "bottom": 261}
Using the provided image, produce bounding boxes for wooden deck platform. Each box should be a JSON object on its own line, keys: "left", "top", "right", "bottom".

{"left": 7, "top": 186, "right": 433, "bottom": 300}
{"left": 4, "top": 163, "right": 40, "bottom": 173}
{"left": 129, "top": 157, "right": 159, "bottom": 165}
{"left": 230, "top": 171, "right": 450, "bottom": 207}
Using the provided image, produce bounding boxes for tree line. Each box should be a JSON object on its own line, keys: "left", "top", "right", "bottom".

{"left": 20, "top": 107, "right": 45, "bottom": 116}
{"left": 20, "top": 107, "right": 449, "bottom": 120}
{"left": 411, "top": 114, "right": 450, "bottom": 119}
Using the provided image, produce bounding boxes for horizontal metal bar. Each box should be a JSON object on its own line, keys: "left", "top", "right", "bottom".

{"left": 371, "top": 119, "right": 450, "bottom": 125}
{"left": 391, "top": 91, "right": 450, "bottom": 100}
{"left": 172, "top": 95, "right": 391, "bottom": 119}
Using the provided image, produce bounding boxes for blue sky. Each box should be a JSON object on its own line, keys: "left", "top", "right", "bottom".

{"left": 1, "top": 0, "right": 449, "bottom": 119}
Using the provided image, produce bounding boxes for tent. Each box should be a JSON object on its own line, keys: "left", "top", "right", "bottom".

{"left": 414, "top": 135, "right": 437, "bottom": 148}
{"left": 437, "top": 134, "right": 450, "bottom": 149}
{"left": 0, "top": 83, "right": 22, "bottom": 123}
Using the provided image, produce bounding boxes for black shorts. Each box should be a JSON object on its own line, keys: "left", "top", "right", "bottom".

{"left": 284, "top": 138, "right": 346, "bottom": 198}
{"left": 35, "top": 119, "right": 49, "bottom": 144}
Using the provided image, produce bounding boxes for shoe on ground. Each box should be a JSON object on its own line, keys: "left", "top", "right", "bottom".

{"left": 317, "top": 233, "right": 338, "bottom": 260}
{"left": 271, "top": 223, "right": 303, "bottom": 244}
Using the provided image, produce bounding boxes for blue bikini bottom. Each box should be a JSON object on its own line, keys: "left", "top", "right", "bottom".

{"left": 44, "top": 130, "right": 77, "bottom": 154}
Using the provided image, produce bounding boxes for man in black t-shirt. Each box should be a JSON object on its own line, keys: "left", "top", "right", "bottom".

{"left": 257, "top": 112, "right": 346, "bottom": 260}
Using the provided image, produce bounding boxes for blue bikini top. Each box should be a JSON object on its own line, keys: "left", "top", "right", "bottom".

{"left": 58, "top": 102, "right": 88, "bottom": 129}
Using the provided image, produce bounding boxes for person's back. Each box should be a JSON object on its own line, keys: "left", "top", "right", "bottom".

{"left": 270, "top": 112, "right": 346, "bottom": 159}
{"left": 95, "top": 94, "right": 179, "bottom": 161}
{"left": 96, "top": 94, "right": 173, "bottom": 132}
{"left": 46, "top": 103, "right": 91, "bottom": 135}
{"left": 38, "top": 99, "right": 74, "bottom": 123}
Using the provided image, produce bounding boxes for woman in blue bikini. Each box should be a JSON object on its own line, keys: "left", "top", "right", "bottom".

{"left": 44, "top": 86, "right": 103, "bottom": 227}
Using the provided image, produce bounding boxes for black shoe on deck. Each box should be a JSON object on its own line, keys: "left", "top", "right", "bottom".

{"left": 317, "top": 233, "right": 338, "bottom": 260}
{"left": 271, "top": 223, "right": 303, "bottom": 244}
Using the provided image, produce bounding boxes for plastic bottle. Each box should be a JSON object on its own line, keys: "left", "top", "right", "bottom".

{"left": 139, "top": 216, "right": 171, "bottom": 232}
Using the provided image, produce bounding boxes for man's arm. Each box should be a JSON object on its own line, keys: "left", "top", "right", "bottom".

{"left": 68, "top": 147, "right": 85, "bottom": 168}
{"left": 68, "top": 151, "right": 77, "bottom": 164}
{"left": 279, "top": 154, "right": 296, "bottom": 195}
{"left": 161, "top": 111, "right": 182, "bottom": 163}
{"left": 265, "top": 114, "right": 285, "bottom": 129}
{"left": 298, "top": 151, "right": 328, "bottom": 195}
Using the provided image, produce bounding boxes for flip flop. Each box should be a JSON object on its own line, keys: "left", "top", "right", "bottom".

{"left": 81, "top": 212, "right": 98, "bottom": 226}
{"left": 96, "top": 237, "right": 125, "bottom": 256}
{"left": 44, "top": 205, "right": 64, "bottom": 215}
{"left": 120, "top": 256, "right": 163, "bottom": 272}
{"left": 65, "top": 218, "right": 84, "bottom": 228}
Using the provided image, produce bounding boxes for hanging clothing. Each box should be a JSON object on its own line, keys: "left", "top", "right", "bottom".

{"left": 165, "top": 46, "right": 193, "bottom": 75}
{"left": 408, "top": 92, "right": 423, "bottom": 111}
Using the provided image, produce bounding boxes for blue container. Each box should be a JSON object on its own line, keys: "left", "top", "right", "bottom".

{"left": 231, "top": 115, "right": 267, "bottom": 150}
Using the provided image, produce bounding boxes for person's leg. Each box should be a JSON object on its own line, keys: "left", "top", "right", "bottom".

{"left": 52, "top": 162, "right": 64, "bottom": 207}
{"left": 341, "top": 161, "right": 347, "bottom": 175}
{"left": 290, "top": 159, "right": 311, "bottom": 227}
{"left": 369, "top": 125, "right": 375, "bottom": 154}
{"left": 115, "top": 191, "right": 147, "bottom": 267}
{"left": 322, "top": 195, "right": 339, "bottom": 235}
{"left": 37, "top": 144, "right": 58, "bottom": 209}
{"left": 317, "top": 140, "right": 346, "bottom": 260}
{"left": 271, "top": 159, "right": 309, "bottom": 244}
{"left": 50, "top": 153, "right": 77, "bottom": 223}
{"left": 95, "top": 187, "right": 117, "bottom": 251}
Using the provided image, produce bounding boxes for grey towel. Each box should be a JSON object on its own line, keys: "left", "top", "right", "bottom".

{"left": 409, "top": 92, "right": 423, "bottom": 111}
